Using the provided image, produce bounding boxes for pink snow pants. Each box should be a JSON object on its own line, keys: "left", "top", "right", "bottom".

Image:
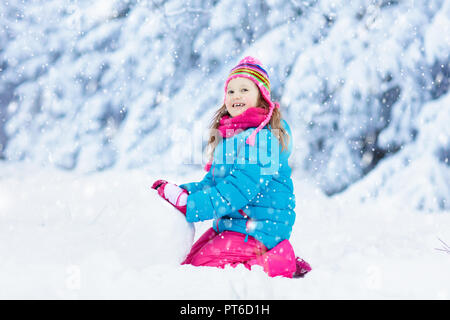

{"left": 181, "top": 228, "right": 311, "bottom": 278}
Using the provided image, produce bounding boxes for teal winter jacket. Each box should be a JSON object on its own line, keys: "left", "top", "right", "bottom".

{"left": 180, "top": 120, "right": 296, "bottom": 250}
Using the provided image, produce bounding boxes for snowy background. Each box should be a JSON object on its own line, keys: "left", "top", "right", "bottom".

{"left": 0, "top": 0, "right": 449, "bottom": 299}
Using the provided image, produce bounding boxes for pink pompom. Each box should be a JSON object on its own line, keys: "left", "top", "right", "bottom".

{"left": 239, "top": 56, "right": 263, "bottom": 66}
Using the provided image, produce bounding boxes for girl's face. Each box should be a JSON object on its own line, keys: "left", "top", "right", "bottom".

{"left": 225, "top": 77, "right": 260, "bottom": 117}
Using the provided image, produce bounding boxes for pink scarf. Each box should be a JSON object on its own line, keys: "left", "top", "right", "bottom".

{"left": 204, "top": 107, "right": 268, "bottom": 171}
{"left": 218, "top": 107, "right": 268, "bottom": 138}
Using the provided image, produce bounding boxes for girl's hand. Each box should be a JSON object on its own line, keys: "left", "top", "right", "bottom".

{"left": 151, "top": 180, "right": 188, "bottom": 215}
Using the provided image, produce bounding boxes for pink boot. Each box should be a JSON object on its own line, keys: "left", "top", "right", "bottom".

{"left": 247, "top": 240, "right": 311, "bottom": 278}
{"left": 293, "top": 257, "right": 312, "bottom": 278}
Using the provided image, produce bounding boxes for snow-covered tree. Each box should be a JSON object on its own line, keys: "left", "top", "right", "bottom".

{"left": 0, "top": 0, "right": 448, "bottom": 211}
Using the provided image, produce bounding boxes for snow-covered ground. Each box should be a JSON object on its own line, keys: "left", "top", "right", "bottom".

{"left": 1, "top": 163, "right": 448, "bottom": 299}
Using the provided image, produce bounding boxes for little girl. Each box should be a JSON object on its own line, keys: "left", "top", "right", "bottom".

{"left": 152, "top": 56, "right": 311, "bottom": 278}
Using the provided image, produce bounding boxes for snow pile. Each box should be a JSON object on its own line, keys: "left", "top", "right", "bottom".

{"left": 0, "top": 166, "right": 194, "bottom": 275}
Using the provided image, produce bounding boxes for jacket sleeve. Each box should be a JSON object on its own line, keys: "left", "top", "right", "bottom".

{"left": 185, "top": 131, "right": 276, "bottom": 223}
{"left": 179, "top": 169, "right": 213, "bottom": 195}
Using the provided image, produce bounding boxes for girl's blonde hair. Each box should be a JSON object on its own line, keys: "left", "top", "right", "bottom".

{"left": 205, "top": 96, "right": 290, "bottom": 163}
